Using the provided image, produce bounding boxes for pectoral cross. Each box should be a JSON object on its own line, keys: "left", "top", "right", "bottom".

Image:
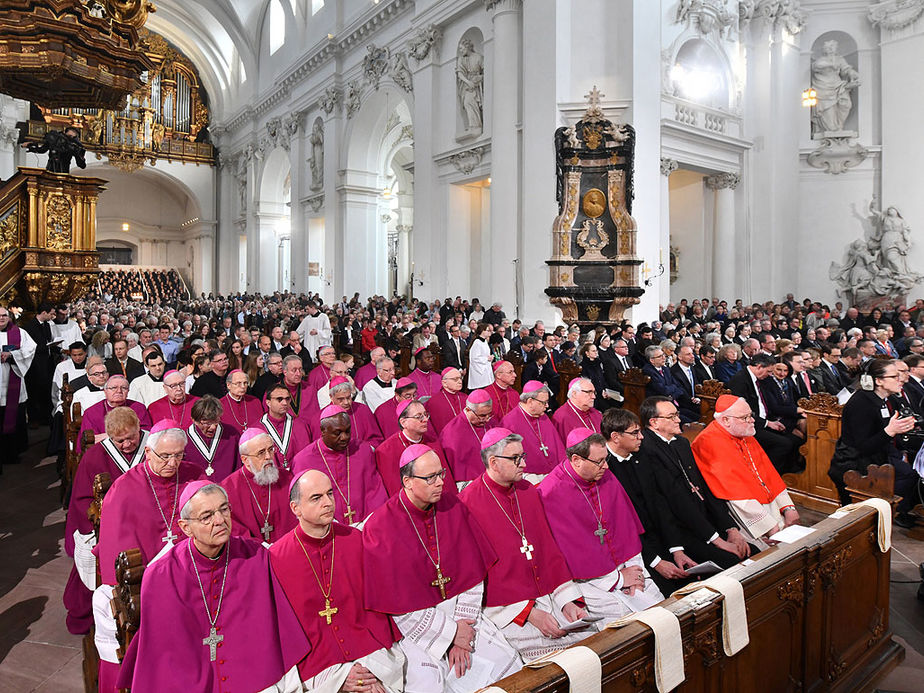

{"left": 202, "top": 626, "right": 223, "bottom": 661}
{"left": 431, "top": 566, "right": 452, "bottom": 600}
{"left": 261, "top": 520, "right": 274, "bottom": 542}
{"left": 163, "top": 529, "right": 177, "bottom": 544}
{"left": 520, "top": 536, "right": 534, "bottom": 561}
{"left": 343, "top": 505, "right": 356, "bottom": 523}
{"left": 539, "top": 442, "right": 549, "bottom": 456}
{"left": 318, "top": 598, "right": 338, "bottom": 625}
{"left": 594, "top": 522, "right": 608, "bottom": 545}
{"left": 690, "top": 484, "right": 704, "bottom": 501}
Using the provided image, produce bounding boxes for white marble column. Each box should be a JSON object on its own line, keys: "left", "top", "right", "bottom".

{"left": 288, "top": 116, "right": 307, "bottom": 294}
{"left": 486, "top": 0, "right": 523, "bottom": 313}
{"left": 660, "top": 158, "right": 678, "bottom": 301}
{"left": 252, "top": 208, "right": 284, "bottom": 295}
{"left": 340, "top": 172, "right": 384, "bottom": 299}
{"left": 706, "top": 172, "right": 740, "bottom": 303}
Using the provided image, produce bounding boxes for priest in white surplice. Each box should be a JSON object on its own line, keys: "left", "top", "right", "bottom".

{"left": 0, "top": 307, "right": 36, "bottom": 461}
{"left": 363, "top": 444, "right": 522, "bottom": 692}
{"left": 296, "top": 301, "right": 332, "bottom": 359}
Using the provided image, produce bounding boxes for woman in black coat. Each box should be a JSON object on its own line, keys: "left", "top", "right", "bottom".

{"left": 579, "top": 342, "right": 609, "bottom": 411}
{"left": 829, "top": 358, "right": 920, "bottom": 523}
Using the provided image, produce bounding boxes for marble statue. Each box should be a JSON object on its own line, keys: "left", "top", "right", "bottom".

{"left": 830, "top": 199, "right": 922, "bottom": 304}
{"left": 811, "top": 40, "right": 860, "bottom": 136}
{"left": 309, "top": 119, "right": 323, "bottom": 192}
{"left": 456, "top": 38, "right": 484, "bottom": 137}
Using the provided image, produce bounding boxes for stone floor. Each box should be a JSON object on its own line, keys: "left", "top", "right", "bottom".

{"left": 0, "top": 428, "right": 922, "bottom": 692}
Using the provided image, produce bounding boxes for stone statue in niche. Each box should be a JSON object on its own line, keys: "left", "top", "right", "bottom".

{"left": 829, "top": 198, "right": 922, "bottom": 306}
{"left": 309, "top": 119, "right": 324, "bottom": 192}
{"left": 456, "top": 39, "right": 484, "bottom": 138}
{"left": 811, "top": 40, "right": 860, "bottom": 137}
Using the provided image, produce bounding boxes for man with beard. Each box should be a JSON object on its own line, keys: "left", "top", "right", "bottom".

{"left": 117, "top": 481, "right": 308, "bottom": 692}
{"left": 63, "top": 407, "right": 147, "bottom": 634}
{"left": 147, "top": 369, "right": 199, "bottom": 428}
{"left": 94, "top": 420, "right": 205, "bottom": 691}
{"left": 221, "top": 427, "right": 297, "bottom": 544}
{"left": 183, "top": 396, "right": 241, "bottom": 481}
{"left": 77, "top": 375, "right": 151, "bottom": 452}
{"left": 259, "top": 383, "right": 312, "bottom": 472}
{"left": 292, "top": 406, "right": 387, "bottom": 527}
{"left": 271, "top": 470, "right": 405, "bottom": 692}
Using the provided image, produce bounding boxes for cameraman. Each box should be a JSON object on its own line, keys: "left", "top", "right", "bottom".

{"left": 829, "top": 359, "right": 921, "bottom": 528}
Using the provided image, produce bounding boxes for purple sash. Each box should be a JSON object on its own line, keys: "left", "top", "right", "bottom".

{"left": 3, "top": 324, "right": 22, "bottom": 433}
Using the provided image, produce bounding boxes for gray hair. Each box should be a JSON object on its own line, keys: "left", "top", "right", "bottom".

{"left": 375, "top": 357, "right": 394, "bottom": 369}
{"left": 180, "top": 483, "right": 228, "bottom": 520}
{"left": 239, "top": 431, "right": 272, "bottom": 456}
{"left": 644, "top": 344, "right": 662, "bottom": 360}
{"left": 282, "top": 354, "right": 303, "bottom": 369}
{"left": 125, "top": 331, "right": 139, "bottom": 345}
{"left": 147, "top": 427, "right": 189, "bottom": 450}
{"left": 480, "top": 432, "right": 523, "bottom": 468}
{"left": 466, "top": 394, "right": 493, "bottom": 411}
{"left": 520, "top": 383, "right": 551, "bottom": 403}
{"left": 568, "top": 378, "right": 592, "bottom": 398}
{"left": 659, "top": 339, "right": 676, "bottom": 352}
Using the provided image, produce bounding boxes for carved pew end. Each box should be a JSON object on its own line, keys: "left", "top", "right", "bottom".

{"left": 843, "top": 464, "right": 901, "bottom": 511}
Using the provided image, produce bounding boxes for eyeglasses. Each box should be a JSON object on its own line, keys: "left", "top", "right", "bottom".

{"left": 243, "top": 444, "right": 277, "bottom": 458}
{"left": 725, "top": 414, "right": 755, "bottom": 421}
{"left": 190, "top": 504, "right": 233, "bottom": 525}
{"left": 578, "top": 388, "right": 595, "bottom": 395}
{"left": 620, "top": 428, "right": 643, "bottom": 438}
{"left": 444, "top": 375, "right": 463, "bottom": 381}
{"left": 579, "top": 454, "right": 609, "bottom": 467}
{"left": 654, "top": 413, "right": 680, "bottom": 420}
{"left": 533, "top": 398, "right": 550, "bottom": 409}
{"left": 409, "top": 469, "right": 447, "bottom": 485}
{"left": 879, "top": 374, "right": 900, "bottom": 379}
{"left": 494, "top": 453, "right": 528, "bottom": 465}
{"left": 164, "top": 382, "right": 185, "bottom": 390}
{"left": 151, "top": 448, "right": 185, "bottom": 462}
{"left": 408, "top": 412, "right": 430, "bottom": 421}
{"left": 106, "top": 385, "right": 130, "bottom": 392}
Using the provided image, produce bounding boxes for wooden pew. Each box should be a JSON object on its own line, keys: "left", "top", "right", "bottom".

{"left": 695, "top": 379, "right": 728, "bottom": 425}
{"left": 617, "top": 367, "right": 650, "bottom": 417}
{"left": 783, "top": 393, "right": 844, "bottom": 513}
{"left": 507, "top": 350, "right": 524, "bottom": 391}
{"left": 490, "top": 506, "right": 903, "bottom": 692}
{"left": 398, "top": 337, "right": 411, "bottom": 378}
{"left": 556, "top": 359, "right": 581, "bottom": 406}
{"left": 843, "top": 464, "right": 902, "bottom": 510}
{"left": 111, "top": 548, "right": 144, "bottom": 665}
{"left": 82, "top": 471, "right": 110, "bottom": 693}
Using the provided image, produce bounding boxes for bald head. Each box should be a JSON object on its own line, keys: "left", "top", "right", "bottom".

{"left": 290, "top": 469, "right": 332, "bottom": 504}
{"left": 289, "top": 469, "right": 336, "bottom": 533}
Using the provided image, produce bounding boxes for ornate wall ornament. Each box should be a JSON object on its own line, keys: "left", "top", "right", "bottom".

{"left": 676, "top": 0, "right": 736, "bottom": 39}
{"left": 777, "top": 575, "right": 805, "bottom": 603}
{"left": 391, "top": 51, "right": 414, "bottom": 93}
{"left": 345, "top": 81, "right": 363, "bottom": 118}
{"left": 456, "top": 38, "right": 484, "bottom": 140}
{"left": 407, "top": 25, "right": 443, "bottom": 63}
{"left": 705, "top": 172, "right": 740, "bottom": 190}
{"left": 449, "top": 146, "right": 485, "bottom": 175}
{"left": 868, "top": 0, "right": 924, "bottom": 31}
{"left": 819, "top": 545, "right": 854, "bottom": 590}
{"left": 309, "top": 118, "right": 324, "bottom": 192}
{"left": 45, "top": 194, "right": 73, "bottom": 250}
{"left": 806, "top": 137, "right": 868, "bottom": 174}
{"left": 829, "top": 198, "right": 922, "bottom": 307}
{"left": 811, "top": 41, "right": 860, "bottom": 138}
{"left": 307, "top": 195, "right": 324, "bottom": 213}
{"left": 661, "top": 158, "right": 679, "bottom": 177}
{"left": 739, "top": 1, "right": 807, "bottom": 35}
{"left": 362, "top": 44, "right": 392, "bottom": 90}
{"left": 576, "top": 220, "right": 610, "bottom": 260}
{"left": 319, "top": 86, "right": 342, "bottom": 115}
{"left": 0, "top": 201, "right": 20, "bottom": 258}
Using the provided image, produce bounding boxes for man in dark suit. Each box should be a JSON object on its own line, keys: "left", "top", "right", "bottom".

{"left": 641, "top": 345, "right": 693, "bottom": 423}
{"left": 728, "top": 353, "right": 803, "bottom": 473}
{"left": 602, "top": 408, "right": 693, "bottom": 594}
{"left": 783, "top": 351, "right": 820, "bottom": 400}
{"left": 814, "top": 343, "right": 847, "bottom": 395}
{"left": 250, "top": 352, "right": 284, "bottom": 401}
{"left": 105, "top": 337, "right": 145, "bottom": 382}
{"left": 635, "top": 398, "right": 751, "bottom": 580}
{"left": 612, "top": 339, "right": 633, "bottom": 374}
{"left": 279, "top": 331, "right": 313, "bottom": 373}
{"left": 669, "top": 345, "right": 701, "bottom": 421}
{"left": 693, "top": 345, "right": 718, "bottom": 383}
{"left": 22, "top": 302, "right": 55, "bottom": 425}
{"left": 440, "top": 323, "right": 467, "bottom": 371}
{"left": 903, "top": 354, "right": 924, "bottom": 413}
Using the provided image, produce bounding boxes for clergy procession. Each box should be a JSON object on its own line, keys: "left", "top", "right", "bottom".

{"left": 4, "top": 292, "right": 924, "bottom": 693}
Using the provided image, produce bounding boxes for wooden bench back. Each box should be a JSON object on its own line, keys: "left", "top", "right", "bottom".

{"left": 782, "top": 393, "right": 844, "bottom": 513}
{"left": 617, "top": 367, "right": 649, "bottom": 417}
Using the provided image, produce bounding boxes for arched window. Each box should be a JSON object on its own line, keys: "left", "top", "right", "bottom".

{"left": 269, "top": 0, "right": 285, "bottom": 55}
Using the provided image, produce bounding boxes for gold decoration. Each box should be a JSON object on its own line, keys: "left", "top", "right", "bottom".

{"left": 0, "top": 202, "right": 19, "bottom": 257}
{"left": 583, "top": 125, "right": 602, "bottom": 150}
{"left": 550, "top": 296, "right": 578, "bottom": 322}
{"left": 582, "top": 188, "right": 606, "bottom": 219}
{"left": 576, "top": 219, "right": 609, "bottom": 260}
{"left": 104, "top": 1, "right": 156, "bottom": 30}
{"left": 45, "top": 194, "right": 73, "bottom": 250}
{"left": 586, "top": 305, "right": 600, "bottom": 321}
{"left": 559, "top": 233, "right": 571, "bottom": 256}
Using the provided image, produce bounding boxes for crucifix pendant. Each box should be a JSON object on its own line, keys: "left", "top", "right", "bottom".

{"left": 202, "top": 626, "right": 223, "bottom": 661}
{"left": 690, "top": 484, "right": 704, "bottom": 501}
{"left": 520, "top": 536, "right": 534, "bottom": 561}
{"left": 163, "top": 529, "right": 177, "bottom": 544}
{"left": 318, "top": 598, "right": 338, "bottom": 625}
{"left": 594, "top": 522, "right": 608, "bottom": 545}
{"left": 205, "top": 465, "right": 214, "bottom": 477}
{"left": 261, "top": 520, "right": 274, "bottom": 542}
{"left": 431, "top": 566, "right": 451, "bottom": 600}
{"left": 539, "top": 442, "right": 549, "bottom": 456}
{"left": 343, "top": 505, "right": 356, "bottom": 523}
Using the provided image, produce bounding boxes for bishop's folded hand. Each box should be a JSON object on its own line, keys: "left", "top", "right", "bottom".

{"left": 527, "top": 607, "right": 566, "bottom": 638}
